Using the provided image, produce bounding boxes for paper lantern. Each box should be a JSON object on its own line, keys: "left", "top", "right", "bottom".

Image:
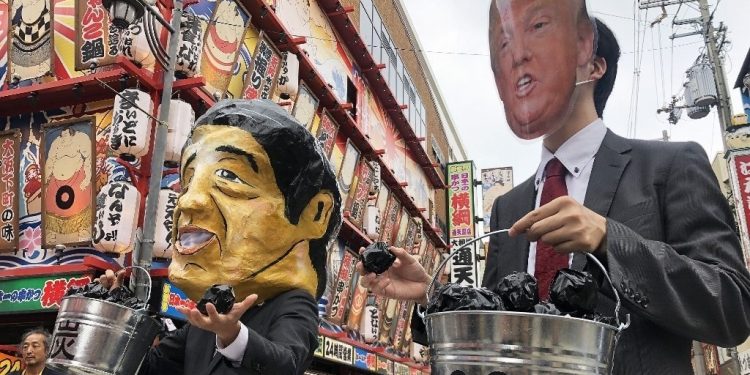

{"left": 276, "top": 52, "right": 299, "bottom": 100}
{"left": 174, "top": 13, "right": 203, "bottom": 78}
{"left": 364, "top": 205, "right": 380, "bottom": 241}
{"left": 153, "top": 188, "right": 178, "bottom": 258}
{"left": 93, "top": 181, "right": 141, "bottom": 254}
{"left": 119, "top": 14, "right": 158, "bottom": 69}
{"left": 110, "top": 88, "right": 153, "bottom": 159}
{"left": 164, "top": 99, "right": 194, "bottom": 166}
{"left": 359, "top": 293, "right": 379, "bottom": 343}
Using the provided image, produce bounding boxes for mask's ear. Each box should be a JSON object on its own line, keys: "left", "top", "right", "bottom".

{"left": 298, "top": 190, "right": 334, "bottom": 239}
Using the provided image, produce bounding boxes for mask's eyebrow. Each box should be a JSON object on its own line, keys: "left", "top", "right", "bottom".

{"left": 215, "top": 145, "right": 259, "bottom": 173}
{"left": 182, "top": 152, "right": 197, "bottom": 176}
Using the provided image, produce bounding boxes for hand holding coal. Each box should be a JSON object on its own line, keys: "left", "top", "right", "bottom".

{"left": 550, "top": 269, "right": 598, "bottom": 315}
{"left": 492, "top": 272, "right": 539, "bottom": 312}
{"left": 197, "top": 284, "right": 236, "bottom": 315}
{"left": 361, "top": 242, "right": 396, "bottom": 274}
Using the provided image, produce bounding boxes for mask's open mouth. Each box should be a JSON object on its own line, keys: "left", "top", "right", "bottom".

{"left": 176, "top": 226, "right": 216, "bottom": 255}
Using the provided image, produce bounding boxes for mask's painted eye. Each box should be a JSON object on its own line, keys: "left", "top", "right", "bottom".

{"left": 216, "top": 169, "right": 243, "bottom": 184}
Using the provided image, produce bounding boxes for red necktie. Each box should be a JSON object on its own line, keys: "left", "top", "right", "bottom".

{"left": 535, "top": 157, "right": 569, "bottom": 300}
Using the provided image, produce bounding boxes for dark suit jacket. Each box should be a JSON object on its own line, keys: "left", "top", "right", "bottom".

{"left": 479, "top": 130, "right": 750, "bottom": 374}
{"left": 139, "top": 288, "right": 318, "bottom": 375}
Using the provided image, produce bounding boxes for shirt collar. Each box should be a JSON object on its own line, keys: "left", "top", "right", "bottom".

{"left": 534, "top": 118, "right": 607, "bottom": 189}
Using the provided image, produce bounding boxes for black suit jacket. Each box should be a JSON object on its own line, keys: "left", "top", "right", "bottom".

{"left": 479, "top": 130, "right": 750, "bottom": 374}
{"left": 140, "top": 288, "right": 318, "bottom": 375}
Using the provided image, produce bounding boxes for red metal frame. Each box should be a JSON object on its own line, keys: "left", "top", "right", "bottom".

{"left": 317, "top": 0, "right": 445, "bottom": 190}
{"left": 236, "top": 0, "right": 446, "bottom": 249}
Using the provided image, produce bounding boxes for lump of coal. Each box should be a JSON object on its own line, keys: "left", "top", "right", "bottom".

{"left": 533, "top": 301, "right": 562, "bottom": 315}
{"left": 426, "top": 283, "right": 504, "bottom": 314}
{"left": 550, "top": 269, "right": 598, "bottom": 315}
{"left": 197, "top": 284, "right": 236, "bottom": 315}
{"left": 361, "top": 242, "right": 396, "bottom": 274}
{"left": 492, "top": 272, "right": 539, "bottom": 312}
{"left": 65, "top": 281, "right": 110, "bottom": 299}
{"left": 106, "top": 285, "right": 135, "bottom": 304}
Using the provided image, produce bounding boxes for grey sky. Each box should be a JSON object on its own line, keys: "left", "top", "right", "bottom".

{"left": 403, "top": 0, "right": 750, "bottom": 184}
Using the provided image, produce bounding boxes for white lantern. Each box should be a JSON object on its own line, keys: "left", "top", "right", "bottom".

{"left": 110, "top": 88, "right": 153, "bottom": 159}
{"left": 93, "top": 181, "right": 141, "bottom": 254}
{"left": 360, "top": 293, "right": 379, "bottom": 343}
{"left": 174, "top": 13, "right": 203, "bottom": 78}
{"left": 411, "top": 342, "right": 427, "bottom": 363}
{"left": 276, "top": 52, "right": 299, "bottom": 100}
{"left": 119, "top": 13, "right": 158, "bottom": 69}
{"left": 164, "top": 99, "right": 194, "bottom": 166}
{"left": 364, "top": 204, "right": 380, "bottom": 241}
{"left": 153, "top": 188, "right": 178, "bottom": 258}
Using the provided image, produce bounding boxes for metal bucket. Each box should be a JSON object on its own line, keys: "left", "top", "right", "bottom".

{"left": 47, "top": 267, "right": 161, "bottom": 375}
{"left": 423, "top": 230, "right": 630, "bottom": 375}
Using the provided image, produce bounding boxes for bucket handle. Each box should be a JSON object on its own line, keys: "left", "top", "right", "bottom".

{"left": 124, "top": 265, "right": 152, "bottom": 311}
{"left": 423, "top": 229, "right": 630, "bottom": 332}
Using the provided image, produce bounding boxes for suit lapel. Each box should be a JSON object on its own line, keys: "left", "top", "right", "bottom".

{"left": 572, "top": 130, "right": 631, "bottom": 270}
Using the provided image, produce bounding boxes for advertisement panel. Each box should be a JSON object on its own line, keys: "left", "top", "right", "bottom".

{"left": 0, "top": 131, "right": 20, "bottom": 252}
{"left": 447, "top": 161, "right": 477, "bottom": 286}
{"left": 160, "top": 281, "right": 196, "bottom": 321}
{"left": 0, "top": 352, "right": 22, "bottom": 375}
{"left": 481, "top": 167, "right": 513, "bottom": 232}
{"left": 0, "top": 274, "right": 91, "bottom": 313}
{"left": 728, "top": 150, "right": 750, "bottom": 269}
{"left": 322, "top": 337, "right": 353, "bottom": 365}
{"left": 354, "top": 347, "right": 377, "bottom": 371}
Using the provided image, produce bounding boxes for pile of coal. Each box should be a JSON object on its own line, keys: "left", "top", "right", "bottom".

{"left": 427, "top": 268, "right": 616, "bottom": 325}
{"left": 426, "top": 283, "right": 503, "bottom": 314}
{"left": 361, "top": 241, "right": 396, "bottom": 274}
{"left": 65, "top": 281, "right": 146, "bottom": 309}
{"left": 197, "top": 284, "right": 236, "bottom": 315}
{"left": 491, "top": 272, "right": 539, "bottom": 312}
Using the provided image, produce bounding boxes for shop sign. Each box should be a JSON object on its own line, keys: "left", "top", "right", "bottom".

{"left": 449, "top": 237, "right": 476, "bottom": 287}
{"left": 376, "top": 355, "right": 393, "bottom": 374}
{"left": 160, "top": 281, "right": 196, "bottom": 321}
{"left": 728, "top": 151, "right": 750, "bottom": 269}
{"left": 322, "top": 337, "right": 353, "bottom": 365}
{"left": 0, "top": 131, "right": 20, "bottom": 252}
{"left": 0, "top": 351, "right": 22, "bottom": 375}
{"left": 481, "top": 167, "right": 513, "bottom": 232}
{"left": 314, "top": 335, "right": 324, "bottom": 358}
{"left": 446, "top": 161, "right": 475, "bottom": 239}
{"left": 738, "top": 349, "right": 750, "bottom": 375}
{"left": 354, "top": 347, "right": 377, "bottom": 371}
{"left": 0, "top": 274, "right": 91, "bottom": 313}
{"left": 393, "top": 362, "right": 410, "bottom": 375}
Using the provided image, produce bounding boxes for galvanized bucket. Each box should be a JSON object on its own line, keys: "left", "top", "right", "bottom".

{"left": 47, "top": 266, "right": 161, "bottom": 375}
{"left": 423, "top": 230, "right": 630, "bottom": 375}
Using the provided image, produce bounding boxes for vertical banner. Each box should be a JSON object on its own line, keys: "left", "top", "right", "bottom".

{"left": 380, "top": 194, "right": 401, "bottom": 244}
{"left": 292, "top": 81, "right": 319, "bottom": 130}
{"left": 327, "top": 249, "right": 357, "bottom": 325}
{"left": 316, "top": 109, "right": 339, "bottom": 157}
{"left": 481, "top": 167, "right": 513, "bottom": 232}
{"left": 41, "top": 118, "right": 95, "bottom": 247}
{"left": 200, "top": 0, "right": 249, "bottom": 98}
{"left": 75, "top": 0, "right": 117, "bottom": 70}
{"left": 338, "top": 140, "right": 360, "bottom": 205}
{"left": 9, "top": 0, "right": 53, "bottom": 82}
{"left": 0, "top": 131, "right": 21, "bottom": 252}
{"left": 447, "top": 161, "right": 477, "bottom": 287}
{"left": 728, "top": 150, "right": 750, "bottom": 269}
{"left": 242, "top": 31, "right": 282, "bottom": 100}
{"left": 701, "top": 343, "right": 720, "bottom": 375}
{"left": 346, "top": 159, "right": 373, "bottom": 229}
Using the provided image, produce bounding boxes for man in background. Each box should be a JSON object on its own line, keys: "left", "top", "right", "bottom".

{"left": 9, "top": 328, "right": 60, "bottom": 375}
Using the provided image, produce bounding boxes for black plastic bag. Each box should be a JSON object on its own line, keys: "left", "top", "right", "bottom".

{"left": 426, "top": 283, "right": 504, "bottom": 314}
{"left": 65, "top": 281, "right": 110, "bottom": 300}
{"left": 533, "top": 301, "right": 562, "bottom": 315}
{"left": 492, "top": 272, "right": 539, "bottom": 312}
{"left": 361, "top": 242, "right": 396, "bottom": 274}
{"left": 197, "top": 284, "right": 236, "bottom": 315}
{"left": 549, "top": 269, "right": 598, "bottom": 315}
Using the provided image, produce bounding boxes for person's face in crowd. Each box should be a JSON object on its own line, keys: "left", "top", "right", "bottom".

{"left": 21, "top": 333, "right": 47, "bottom": 367}
{"left": 489, "top": 0, "right": 595, "bottom": 139}
{"left": 170, "top": 125, "right": 332, "bottom": 302}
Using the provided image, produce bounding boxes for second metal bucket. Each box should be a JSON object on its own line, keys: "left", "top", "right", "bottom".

{"left": 47, "top": 267, "right": 161, "bottom": 375}
{"left": 423, "top": 230, "right": 630, "bottom": 375}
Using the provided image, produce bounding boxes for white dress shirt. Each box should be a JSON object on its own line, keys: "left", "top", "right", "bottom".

{"left": 215, "top": 322, "right": 248, "bottom": 365}
{"left": 526, "top": 119, "right": 607, "bottom": 275}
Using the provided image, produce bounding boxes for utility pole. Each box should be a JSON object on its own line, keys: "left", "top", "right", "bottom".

{"left": 639, "top": 2, "right": 740, "bottom": 374}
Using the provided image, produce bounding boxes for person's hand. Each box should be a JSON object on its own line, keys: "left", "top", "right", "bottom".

{"left": 509, "top": 196, "right": 607, "bottom": 254}
{"left": 98, "top": 269, "right": 125, "bottom": 291}
{"left": 177, "top": 294, "right": 258, "bottom": 347}
{"left": 356, "top": 247, "right": 431, "bottom": 305}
